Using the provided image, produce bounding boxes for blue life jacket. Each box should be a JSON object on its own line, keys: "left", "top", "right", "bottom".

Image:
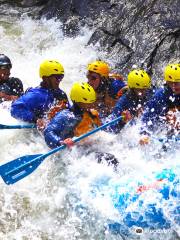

{"left": 11, "top": 86, "right": 68, "bottom": 123}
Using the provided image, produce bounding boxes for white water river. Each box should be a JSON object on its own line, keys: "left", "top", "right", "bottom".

{"left": 0, "top": 15, "right": 179, "bottom": 240}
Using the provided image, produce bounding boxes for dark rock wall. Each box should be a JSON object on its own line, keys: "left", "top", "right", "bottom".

{"left": 1, "top": 0, "right": 180, "bottom": 81}
{"left": 82, "top": 0, "right": 180, "bottom": 82}
{"left": 0, "top": 0, "right": 46, "bottom": 7}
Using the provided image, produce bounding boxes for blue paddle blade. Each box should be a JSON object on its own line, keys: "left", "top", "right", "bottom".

{"left": 0, "top": 115, "right": 124, "bottom": 185}
{"left": 0, "top": 154, "right": 43, "bottom": 184}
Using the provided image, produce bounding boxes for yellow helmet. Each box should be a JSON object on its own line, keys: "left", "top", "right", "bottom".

{"left": 87, "top": 61, "right": 110, "bottom": 77}
{"left": 127, "top": 69, "right": 151, "bottom": 89}
{"left": 164, "top": 63, "right": 180, "bottom": 82}
{"left": 39, "top": 60, "right": 64, "bottom": 78}
{"left": 70, "top": 82, "right": 96, "bottom": 103}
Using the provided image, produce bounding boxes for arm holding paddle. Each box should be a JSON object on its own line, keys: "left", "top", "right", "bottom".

{"left": 0, "top": 115, "right": 123, "bottom": 185}
{"left": 44, "top": 109, "right": 78, "bottom": 148}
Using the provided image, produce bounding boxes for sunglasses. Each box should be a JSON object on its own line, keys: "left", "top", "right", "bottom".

{"left": 52, "top": 74, "right": 64, "bottom": 81}
{"left": 86, "top": 74, "right": 99, "bottom": 81}
{"left": 0, "top": 65, "right": 11, "bottom": 70}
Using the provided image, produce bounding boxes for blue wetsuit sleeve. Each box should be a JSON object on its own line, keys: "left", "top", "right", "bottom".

{"left": 108, "top": 80, "right": 126, "bottom": 98}
{"left": 141, "top": 88, "right": 168, "bottom": 133}
{"left": 11, "top": 99, "right": 37, "bottom": 122}
{"left": 112, "top": 94, "right": 129, "bottom": 116}
{"left": 15, "top": 107, "right": 35, "bottom": 122}
{"left": 44, "top": 110, "right": 79, "bottom": 148}
{"left": 104, "top": 94, "right": 130, "bottom": 133}
{"left": 11, "top": 89, "right": 51, "bottom": 122}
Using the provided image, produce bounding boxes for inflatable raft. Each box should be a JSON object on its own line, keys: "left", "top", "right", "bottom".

{"left": 105, "top": 168, "right": 179, "bottom": 235}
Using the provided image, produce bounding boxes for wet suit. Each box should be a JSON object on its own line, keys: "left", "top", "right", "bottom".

{"left": 141, "top": 85, "right": 180, "bottom": 135}
{"left": 106, "top": 88, "right": 154, "bottom": 133}
{"left": 141, "top": 85, "right": 180, "bottom": 152}
{"left": 0, "top": 77, "right": 23, "bottom": 102}
{"left": 44, "top": 104, "right": 119, "bottom": 167}
{"left": 44, "top": 104, "right": 101, "bottom": 148}
{"left": 11, "top": 83, "right": 68, "bottom": 123}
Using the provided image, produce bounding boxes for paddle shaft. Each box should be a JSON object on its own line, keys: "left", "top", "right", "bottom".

{"left": 0, "top": 115, "right": 123, "bottom": 184}
{"left": 0, "top": 123, "right": 36, "bottom": 129}
{"left": 28, "top": 115, "right": 124, "bottom": 160}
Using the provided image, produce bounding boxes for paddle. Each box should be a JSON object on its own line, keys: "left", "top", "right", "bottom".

{"left": 0, "top": 115, "right": 123, "bottom": 185}
{"left": 0, "top": 123, "right": 36, "bottom": 129}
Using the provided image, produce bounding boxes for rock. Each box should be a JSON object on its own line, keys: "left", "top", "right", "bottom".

{"left": 38, "top": 0, "right": 180, "bottom": 80}
{"left": 62, "top": 16, "right": 81, "bottom": 37}
{"left": 20, "top": 0, "right": 47, "bottom": 7}
{"left": 1, "top": 0, "right": 180, "bottom": 81}
{"left": 0, "top": 0, "right": 46, "bottom": 7}
{"left": 0, "top": 0, "right": 47, "bottom": 18}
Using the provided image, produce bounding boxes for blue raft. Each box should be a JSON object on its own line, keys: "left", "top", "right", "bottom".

{"left": 91, "top": 168, "right": 180, "bottom": 236}
{"left": 105, "top": 168, "right": 179, "bottom": 235}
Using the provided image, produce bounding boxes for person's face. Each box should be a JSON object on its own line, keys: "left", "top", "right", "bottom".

{"left": 47, "top": 74, "right": 64, "bottom": 89}
{"left": 133, "top": 88, "right": 148, "bottom": 98}
{"left": 86, "top": 71, "right": 101, "bottom": 91}
{"left": 166, "top": 81, "right": 180, "bottom": 95}
{"left": 0, "top": 65, "right": 11, "bottom": 82}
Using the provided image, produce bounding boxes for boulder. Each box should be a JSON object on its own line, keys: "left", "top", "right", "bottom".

{"left": 2, "top": 0, "right": 180, "bottom": 80}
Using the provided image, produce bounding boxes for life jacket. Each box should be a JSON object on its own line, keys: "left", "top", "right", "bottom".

{"left": 47, "top": 100, "right": 68, "bottom": 120}
{"left": 109, "top": 73, "right": 124, "bottom": 81}
{"left": 116, "top": 85, "right": 129, "bottom": 98}
{"left": 74, "top": 109, "right": 101, "bottom": 137}
{"left": 108, "top": 73, "right": 126, "bottom": 99}
{"left": 91, "top": 74, "right": 126, "bottom": 116}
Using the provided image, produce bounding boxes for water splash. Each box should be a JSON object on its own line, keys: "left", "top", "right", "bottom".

{"left": 0, "top": 15, "right": 179, "bottom": 240}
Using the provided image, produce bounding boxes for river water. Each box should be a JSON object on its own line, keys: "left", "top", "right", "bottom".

{"left": 0, "top": 14, "right": 179, "bottom": 240}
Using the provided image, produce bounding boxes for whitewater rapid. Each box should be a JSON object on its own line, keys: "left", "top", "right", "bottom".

{"left": 0, "top": 16, "right": 179, "bottom": 240}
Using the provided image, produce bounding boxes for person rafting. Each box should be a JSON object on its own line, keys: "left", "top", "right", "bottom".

{"left": 86, "top": 60, "right": 127, "bottom": 117}
{"left": 11, "top": 60, "right": 69, "bottom": 125}
{"left": 105, "top": 69, "right": 153, "bottom": 133}
{"left": 44, "top": 82, "right": 101, "bottom": 148}
{"left": 0, "top": 54, "right": 23, "bottom": 103}
{"left": 140, "top": 63, "right": 180, "bottom": 145}
{"left": 44, "top": 81, "right": 119, "bottom": 167}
